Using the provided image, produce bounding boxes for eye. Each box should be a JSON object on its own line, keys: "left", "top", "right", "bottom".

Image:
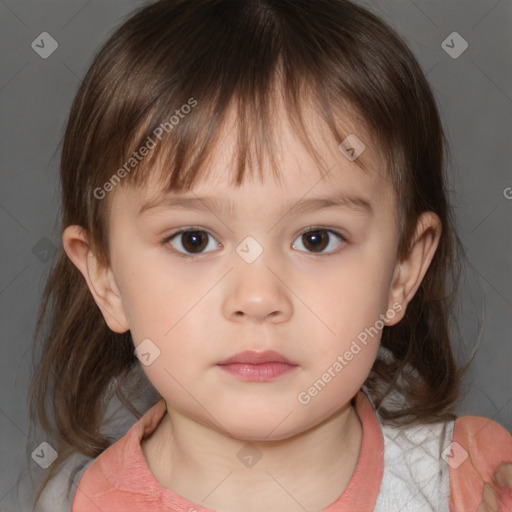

{"left": 164, "top": 229, "right": 221, "bottom": 256}
{"left": 292, "top": 228, "right": 346, "bottom": 255}
{"left": 163, "top": 226, "right": 347, "bottom": 258}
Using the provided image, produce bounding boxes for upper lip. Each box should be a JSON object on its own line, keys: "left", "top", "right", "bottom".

{"left": 217, "top": 350, "right": 297, "bottom": 366}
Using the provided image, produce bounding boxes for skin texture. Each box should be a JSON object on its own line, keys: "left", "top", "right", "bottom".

{"left": 477, "top": 463, "right": 512, "bottom": 511}
{"left": 63, "top": 103, "right": 444, "bottom": 511}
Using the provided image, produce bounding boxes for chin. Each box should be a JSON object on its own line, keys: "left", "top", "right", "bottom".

{"left": 212, "top": 407, "right": 307, "bottom": 442}
{"left": 226, "top": 424, "right": 297, "bottom": 442}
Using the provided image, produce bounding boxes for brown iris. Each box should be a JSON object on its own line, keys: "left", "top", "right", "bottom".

{"left": 180, "top": 231, "right": 209, "bottom": 253}
{"left": 301, "top": 230, "right": 329, "bottom": 253}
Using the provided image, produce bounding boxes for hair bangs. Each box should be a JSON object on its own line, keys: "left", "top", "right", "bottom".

{"left": 89, "top": 0, "right": 387, "bottom": 228}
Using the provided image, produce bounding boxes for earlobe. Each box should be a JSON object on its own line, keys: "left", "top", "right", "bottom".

{"left": 62, "top": 225, "right": 130, "bottom": 333}
{"left": 385, "top": 212, "right": 442, "bottom": 326}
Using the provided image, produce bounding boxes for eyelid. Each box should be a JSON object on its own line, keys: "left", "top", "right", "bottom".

{"left": 166, "top": 226, "right": 217, "bottom": 238}
{"left": 297, "top": 225, "right": 347, "bottom": 240}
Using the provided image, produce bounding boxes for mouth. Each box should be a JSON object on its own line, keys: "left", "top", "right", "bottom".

{"left": 217, "top": 350, "right": 299, "bottom": 382}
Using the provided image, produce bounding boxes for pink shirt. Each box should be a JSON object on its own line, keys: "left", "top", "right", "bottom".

{"left": 72, "top": 390, "right": 512, "bottom": 511}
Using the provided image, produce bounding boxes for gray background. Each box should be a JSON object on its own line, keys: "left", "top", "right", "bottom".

{"left": 1, "top": 0, "right": 511, "bottom": 509}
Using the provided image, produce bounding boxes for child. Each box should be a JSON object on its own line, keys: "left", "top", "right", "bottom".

{"left": 28, "top": 0, "right": 512, "bottom": 510}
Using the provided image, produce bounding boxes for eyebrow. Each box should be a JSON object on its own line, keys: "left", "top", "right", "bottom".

{"left": 137, "top": 191, "right": 373, "bottom": 218}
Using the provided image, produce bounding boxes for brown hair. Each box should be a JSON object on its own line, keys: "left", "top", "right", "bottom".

{"left": 29, "top": 0, "right": 468, "bottom": 504}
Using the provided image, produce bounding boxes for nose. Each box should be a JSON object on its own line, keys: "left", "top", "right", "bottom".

{"left": 222, "top": 254, "right": 293, "bottom": 324}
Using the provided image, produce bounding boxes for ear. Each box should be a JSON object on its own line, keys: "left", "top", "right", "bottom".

{"left": 385, "top": 212, "right": 442, "bottom": 326}
{"left": 62, "top": 225, "right": 129, "bottom": 333}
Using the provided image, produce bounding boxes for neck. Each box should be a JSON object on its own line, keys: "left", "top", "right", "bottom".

{"left": 142, "top": 398, "right": 363, "bottom": 512}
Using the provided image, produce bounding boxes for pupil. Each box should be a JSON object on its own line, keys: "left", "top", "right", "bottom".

{"left": 304, "top": 231, "right": 327, "bottom": 252}
{"left": 183, "top": 231, "right": 207, "bottom": 252}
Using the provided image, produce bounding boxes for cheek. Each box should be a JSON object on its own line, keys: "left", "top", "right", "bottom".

{"left": 116, "top": 247, "right": 191, "bottom": 336}
{"left": 310, "top": 257, "right": 390, "bottom": 335}
{"left": 298, "top": 253, "right": 391, "bottom": 386}
{"left": 124, "top": 269, "right": 217, "bottom": 396}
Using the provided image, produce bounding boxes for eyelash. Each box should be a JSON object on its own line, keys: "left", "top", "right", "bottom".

{"left": 161, "top": 226, "right": 347, "bottom": 260}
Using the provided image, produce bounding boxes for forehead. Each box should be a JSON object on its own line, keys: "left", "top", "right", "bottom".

{"left": 112, "top": 98, "right": 393, "bottom": 219}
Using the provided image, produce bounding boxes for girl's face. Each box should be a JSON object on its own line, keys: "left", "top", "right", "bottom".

{"left": 101, "top": 109, "right": 403, "bottom": 440}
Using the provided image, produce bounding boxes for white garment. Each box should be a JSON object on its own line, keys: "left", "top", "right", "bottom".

{"left": 375, "top": 418, "right": 454, "bottom": 512}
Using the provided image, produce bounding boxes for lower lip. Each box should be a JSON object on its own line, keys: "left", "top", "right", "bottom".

{"left": 217, "top": 362, "right": 298, "bottom": 382}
